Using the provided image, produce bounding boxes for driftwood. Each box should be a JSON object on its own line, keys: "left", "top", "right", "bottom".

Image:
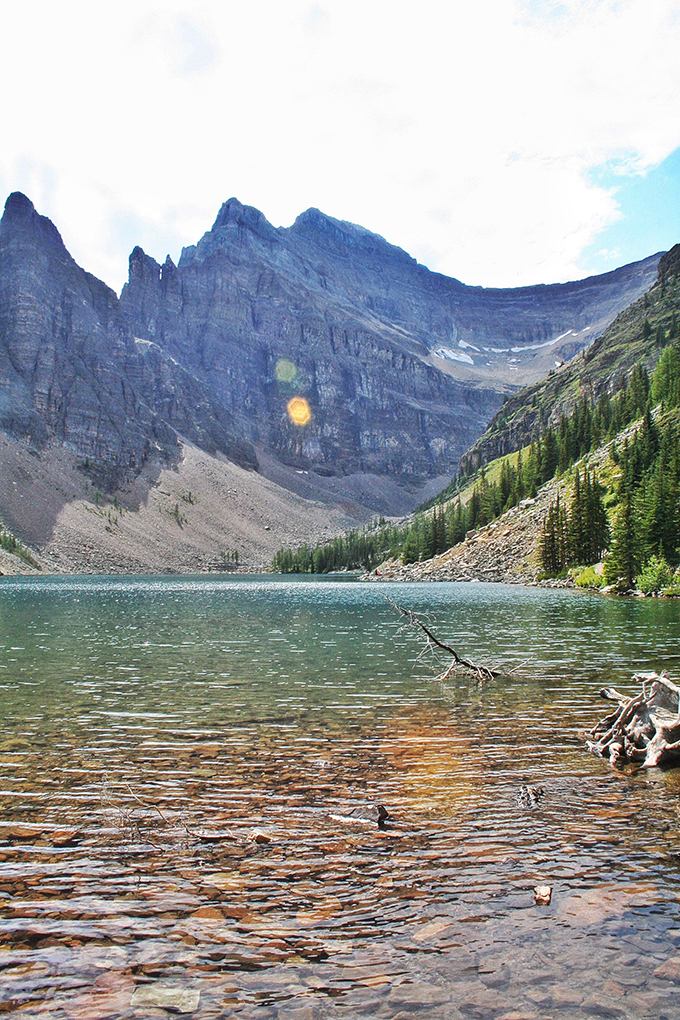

{"left": 587, "top": 671, "right": 680, "bottom": 769}
{"left": 386, "top": 597, "right": 500, "bottom": 682}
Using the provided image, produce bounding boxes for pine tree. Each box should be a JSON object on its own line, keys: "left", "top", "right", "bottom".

{"left": 587, "top": 471, "right": 611, "bottom": 562}
{"left": 604, "top": 486, "right": 640, "bottom": 589}
{"left": 446, "top": 498, "right": 466, "bottom": 547}
{"left": 540, "top": 494, "right": 568, "bottom": 575}
{"left": 568, "top": 470, "right": 585, "bottom": 563}
{"left": 401, "top": 527, "right": 421, "bottom": 565}
{"left": 515, "top": 449, "right": 525, "bottom": 501}
{"left": 542, "top": 428, "right": 559, "bottom": 481}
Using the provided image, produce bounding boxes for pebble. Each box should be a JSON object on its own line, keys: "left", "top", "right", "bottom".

{"left": 249, "top": 829, "right": 274, "bottom": 844}
{"left": 534, "top": 885, "right": 552, "bottom": 905}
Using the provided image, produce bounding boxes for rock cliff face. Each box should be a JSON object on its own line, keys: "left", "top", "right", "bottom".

{"left": 0, "top": 191, "right": 663, "bottom": 515}
{"left": 461, "top": 242, "right": 680, "bottom": 471}
{"left": 119, "top": 200, "right": 499, "bottom": 481}
{"left": 283, "top": 207, "right": 660, "bottom": 382}
{"left": 119, "top": 197, "right": 659, "bottom": 481}
{"left": 0, "top": 193, "right": 256, "bottom": 488}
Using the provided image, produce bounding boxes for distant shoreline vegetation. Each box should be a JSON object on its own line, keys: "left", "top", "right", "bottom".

{"left": 0, "top": 526, "right": 40, "bottom": 569}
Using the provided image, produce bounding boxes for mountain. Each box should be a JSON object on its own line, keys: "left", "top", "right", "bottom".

{"left": 0, "top": 192, "right": 257, "bottom": 486}
{"left": 276, "top": 207, "right": 660, "bottom": 385}
{"left": 370, "top": 243, "right": 680, "bottom": 588}
{"left": 120, "top": 198, "right": 660, "bottom": 481}
{"left": 119, "top": 199, "right": 500, "bottom": 484}
{"left": 0, "top": 191, "right": 665, "bottom": 570}
{"left": 462, "top": 242, "right": 680, "bottom": 472}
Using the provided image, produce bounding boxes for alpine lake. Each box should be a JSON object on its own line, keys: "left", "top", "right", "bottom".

{"left": 1, "top": 576, "right": 680, "bottom": 1020}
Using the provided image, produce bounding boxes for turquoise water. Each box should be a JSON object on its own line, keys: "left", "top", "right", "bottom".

{"left": 1, "top": 577, "right": 680, "bottom": 1018}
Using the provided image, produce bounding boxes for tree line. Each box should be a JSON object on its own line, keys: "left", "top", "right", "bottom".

{"left": 271, "top": 519, "right": 407, "bottom": 574}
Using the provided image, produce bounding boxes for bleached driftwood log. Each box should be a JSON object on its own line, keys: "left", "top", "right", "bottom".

{"left": 587, "top": 672, "right": 680, "bottom": 768}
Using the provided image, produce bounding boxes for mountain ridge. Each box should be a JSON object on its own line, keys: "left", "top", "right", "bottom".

{"left": 462, "top": 242, "right": 680, "bottom": 472}
{"left": 0, "top": 189, "right": 666, "bottom": 570}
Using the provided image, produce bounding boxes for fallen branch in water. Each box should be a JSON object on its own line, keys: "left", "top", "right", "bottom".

{"left": 385, "top": 596, "right": 500, "bottom": 682}
{"left": 587, "top": 671, "right": 680, "bottom": 769}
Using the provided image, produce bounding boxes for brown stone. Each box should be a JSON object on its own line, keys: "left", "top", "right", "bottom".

{"left": 581, "top": 991, "right": 625, "bottom": 1016}
{"left": 190, "top": 906, "right": 224, "bottom": 920}
{"left": 50, "top": 829, "right": 81, "bottom": 846}
{"left": 654, "top": 955, "right": 680, "bottom": 981}
{"left": 249, "top": 829, "right": 273, "bottom": 844}
{"left": 388, "top": 981, "right": 451, "bottom": 1006}
{"left": 413, "top": 919, "right": 454, "bottom": 942}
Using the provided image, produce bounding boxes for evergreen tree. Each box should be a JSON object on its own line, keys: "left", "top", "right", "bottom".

{"left": 568, "top": 469, "right": 585, "bottom": 563}
{"left": 401, "top": 530, "right": 419, "bottom": 564}
{"left": 446, "top": 498, "right": 467, "bottom": 547}
{"left": 542, "top": 427, "right": 559, "bottom": 481}
{"left": 604, "top": 486, "right": 640, "bottom": 589}
{"left": 540, "top": 494, "right": 568, "bottom": 575}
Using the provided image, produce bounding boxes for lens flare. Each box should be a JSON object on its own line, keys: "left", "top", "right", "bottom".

{"left": 287, "top": 397, "right": 311, "bottom": 426}
{"left": 275, "top": 359, "right": 298, "bottom": 383}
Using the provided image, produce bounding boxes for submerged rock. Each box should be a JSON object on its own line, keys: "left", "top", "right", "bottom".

{"left": 130, "top": 985, "right": 200, "bottom": 1013}
{"left": 534, "top": 885, "right": 552, "bottom": 906}
{"left": 517, "top": 785, "right": 544, "bottom": 809}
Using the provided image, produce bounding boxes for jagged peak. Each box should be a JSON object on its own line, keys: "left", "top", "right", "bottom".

{"left": 211, "top": 197, "right": 277, "bottom": 240}
{"left": 1, "top": 191, "right": 66, "bottom": 249}
{"left": 127, "top": 245, "right": 161, "bottom": 283}
{"left": 289, "top": 206, "right": 416, "bottom": 265}
{"left": 293, "top": 206, "right": 372, "bottom": 240}
{"left": 4, "top": 192, "right": 35, "bottom": 218}
{"left": 161, "top": 255, "right": 177, "bottom": 284}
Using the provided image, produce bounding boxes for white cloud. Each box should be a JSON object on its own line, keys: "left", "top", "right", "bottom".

{"left": 1, "top": 0, "right": 678, "bottom": 290}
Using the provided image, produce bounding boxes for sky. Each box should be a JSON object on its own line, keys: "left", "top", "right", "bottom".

{"left": 1, "top": 0, "right": 679, "bottom": 292}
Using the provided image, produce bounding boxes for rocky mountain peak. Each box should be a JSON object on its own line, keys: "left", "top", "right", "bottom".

{"left": 211, "top": 197, "right": 277, "bottom": 241}
{"left": 2, "top": 191, "right": 69, "bottom": 253}
{"left": 128, "top": 245, "right": 161, "bottom": 282}
{"left": 0, "top": 189, "right": 666, "bottom": 533}
{"left": 3, "top": 191, "right": 35, "bottom": 221}
{"left": 289, "top": 206, "right": 416, "bottom": 267}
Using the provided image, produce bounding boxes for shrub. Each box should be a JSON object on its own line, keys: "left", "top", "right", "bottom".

{"left": 636, "top": 554, "right": 674, "bottom": 594}
{"left": 574, "top": 565, "right": 605, "bottom": 588}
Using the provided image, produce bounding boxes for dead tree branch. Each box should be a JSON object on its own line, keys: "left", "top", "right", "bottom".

{"left": 385, "top": 596, "right": 500, "bottom": 682}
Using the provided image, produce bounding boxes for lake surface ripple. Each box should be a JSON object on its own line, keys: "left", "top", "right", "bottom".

{"left": 1, "top": 577, "right": 680, "bottom": 1019}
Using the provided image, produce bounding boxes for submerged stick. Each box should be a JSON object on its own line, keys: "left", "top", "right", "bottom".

{"left": 385, "top": 596, "right": 499, "bottom": 681}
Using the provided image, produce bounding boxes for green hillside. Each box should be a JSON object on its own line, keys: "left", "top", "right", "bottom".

{"left": 463, "top": 243, "right": 680, "bottom": 474}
